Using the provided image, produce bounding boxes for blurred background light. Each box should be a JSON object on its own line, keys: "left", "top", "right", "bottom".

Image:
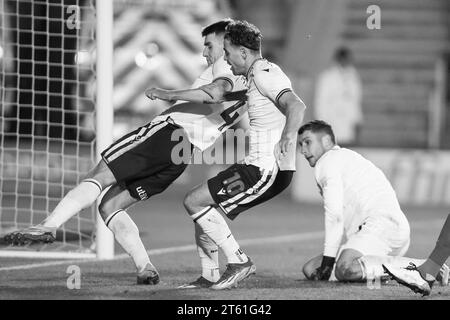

{"left": 135, "top": 43, "right": 162, "bottom": 70}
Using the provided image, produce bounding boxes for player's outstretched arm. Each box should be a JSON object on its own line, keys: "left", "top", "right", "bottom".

{"left": 313, "top": 168, "right": 345, "bottom": 280}
{"left": 222, "top": 89, "right": 247, "bottom": 102}
{"left": 145, "top": 78, "right": 233, "bottom": 104}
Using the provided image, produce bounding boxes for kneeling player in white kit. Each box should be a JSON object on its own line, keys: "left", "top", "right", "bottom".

{"left": 298, "top": 120, "right": 449, "bottom": 285}
{"left": 4, "top": 19, "right": 248, "bottom": 285}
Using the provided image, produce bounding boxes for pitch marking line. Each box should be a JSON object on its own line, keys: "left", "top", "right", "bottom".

{"left": 0, "top": 231, "right": 323, "bottom": 272}
{"left": 0, "top": 218, "right": 442, "bottom": 272}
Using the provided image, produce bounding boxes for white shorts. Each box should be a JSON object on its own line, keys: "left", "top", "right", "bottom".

{"left": 339, "top": 215, "right": 410, "bottom": 257}
{"left": 328, "top": 215, "right": 410, "bottom": 282}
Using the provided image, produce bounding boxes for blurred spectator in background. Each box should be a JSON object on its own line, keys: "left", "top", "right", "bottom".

{"left": 314, "top": 47, "right": 363, "bottom": 146}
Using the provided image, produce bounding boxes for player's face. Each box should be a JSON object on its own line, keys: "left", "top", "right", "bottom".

{"left": 203, "top": 33, "right": 224, "bottom": 66}
{"left": 223, "top": 38, "right": 246, "bottom": 75}
{"left": 298, "top": 130, "right": 327, "bottom": 167}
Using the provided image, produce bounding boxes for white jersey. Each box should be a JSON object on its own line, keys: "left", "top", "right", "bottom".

{"left": 152, "top": 58, "right": 247, "bottom": 151}
{"left": 244, "top": 59, "right": 294, "bottom": 170}
{"left": 314, "top": 146, "right": 409, "bottom": 257}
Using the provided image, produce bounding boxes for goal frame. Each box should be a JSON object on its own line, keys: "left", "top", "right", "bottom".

{"left": 0, "top": 0, "right": 114, "bottom": 260}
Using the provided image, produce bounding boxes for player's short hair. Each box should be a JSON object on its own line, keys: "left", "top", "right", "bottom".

{"left": 202, "top": 18, "right": 233, "bottom": 37}
{"left": 298, "top": 120, "right": 336, "bottom": 144}
{"left": 224, "top": 20, "right": 262, "bottom": 51}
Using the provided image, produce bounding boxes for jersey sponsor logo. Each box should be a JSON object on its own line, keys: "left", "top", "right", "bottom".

{"left": 136, "top": 186, "right": 148, "bottom": 200}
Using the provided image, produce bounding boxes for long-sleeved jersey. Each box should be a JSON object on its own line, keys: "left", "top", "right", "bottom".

{"left": 314, "top": 146, "right": 409, "bottom": 257}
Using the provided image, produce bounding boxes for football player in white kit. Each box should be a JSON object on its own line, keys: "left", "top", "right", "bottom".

{"left": 181, "top": 20, "right": 307, "bottom": 290}
{"left": 4, "top": 19, "right": 248, "bottom": 285}
{"left": 298, "top": 120, "right": 449, "bottom": 286}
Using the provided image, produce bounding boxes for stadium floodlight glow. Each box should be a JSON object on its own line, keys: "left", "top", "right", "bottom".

{"left": 145, "top": 42, "right": 159, "bottom": 56}
{"left": 135, "top": 42, "right": 161, "bottom": 69}
{"left": 135, "top": 51, "right": 148, "bottom": 68}
{"left": 135, "top": 53, "right": 164, "bottom": 71}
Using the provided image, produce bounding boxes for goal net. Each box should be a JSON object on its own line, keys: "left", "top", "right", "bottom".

{"left": 0, "top": 0, "right": 111, "bottom": 258}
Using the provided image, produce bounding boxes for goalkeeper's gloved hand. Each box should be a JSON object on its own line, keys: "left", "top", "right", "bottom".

{"left": 311, "top": 256, "right": 335, "bottom": 281}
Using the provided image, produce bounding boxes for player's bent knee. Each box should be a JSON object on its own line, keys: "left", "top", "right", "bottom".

{"left": 97, "top": 201, "right": 110, "bottom": 221}
{"left": 334, "top": 265, "right": 346, "bottom": 281}
{"left": 85, "top": 160, "right": 116, "bottom": 188}
{"left": 183, "top": 192, "right": 196, "bottom": 213}
{"left": 98, "top": 198, "right": 120, "bottom": 221}
{"left": 302, "top": 263, "right": 314, "bottom": 280}
{"left": 184, "top": 184, "right": 214, "bottom": 215}
{"left": 184, "top": 188, "right": 208, "bottom": 214}
{"left": 335, "top": 260, "right": 362, "bottom": 282}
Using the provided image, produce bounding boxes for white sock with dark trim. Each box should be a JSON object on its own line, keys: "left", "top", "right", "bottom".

{"left": 221, "top": 233, "right": 248, "bottom": 264}
{"left": 195, "top": 223, "right": 220, "bottom": 282}
{"left": 105, "top": 210, "right": 152, "bottom": 273}
{"left": 193, "top": 206, "right": 248, "bottom": 264}
{"left": 43, "top": 179, "right": 103, "bottom": 228}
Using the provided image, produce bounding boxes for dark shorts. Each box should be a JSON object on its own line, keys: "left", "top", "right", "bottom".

{"left": 101, "top": 119, "right": 192, "bottom": 200}
{"left": 208, "top": 163, "right": 294, "bottom": 220}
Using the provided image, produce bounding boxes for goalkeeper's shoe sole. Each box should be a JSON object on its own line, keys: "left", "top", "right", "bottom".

{"left": 137, "top": 264, "right": 160, "bottom": 285}
{"left": 3, "top": 226, "right": 56, "bottom": 246}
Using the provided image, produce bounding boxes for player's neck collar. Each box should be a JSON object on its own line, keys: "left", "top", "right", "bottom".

{"left": 317, "top": 145, "right": 341, "bottom": 166}
{"left": 245, "top": 57, "right": 265, "bottom": 79}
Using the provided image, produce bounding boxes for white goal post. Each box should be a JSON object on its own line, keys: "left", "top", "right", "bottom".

{"left": 95, "top": 0, "right": 114, "bottom": 260}
{"left": 0, "top": 0, "right": 114, "bottom": 259}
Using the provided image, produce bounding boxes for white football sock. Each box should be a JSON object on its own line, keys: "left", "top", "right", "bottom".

{"left": 43, "top": 179, "right": 103, "bottom": 228}
{"left": 105, "top": 210, "right": 152, "bottom": 272}
{"left": 193, "top": 207, "right": 248, "bottom": 264}
{"left": 358, "top": 255, "right": 425, "bottom": 279}
{"left": 195, "top": 223, "right": 220, "bottom": 282}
